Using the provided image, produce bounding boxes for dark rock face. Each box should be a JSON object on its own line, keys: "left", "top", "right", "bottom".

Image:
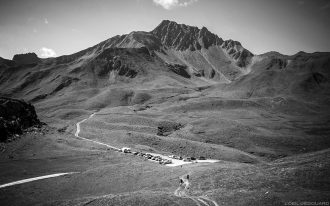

{"left": 152, "top": 20, "right": 223, "bottom": 51}
{"left": 157, "top": 121, "right": 183, "bottom": 136}
{"left": 152, "top": 20, "right": 253, "bottom": 67}
{"left": 266, "top": 58, "right": 288, "bottom": 70}
{"left": 166, "top": 63, "right": 191, "bottom": 78}
{"left": 0, "top": 97, "right": 41, "bottom": 142}
{"left": 221, "top": 40, "right": 254, "bottom": 67}
{"left": 50, "top": 76, "right": 80, "bottom": 94}
{"left": 94, "top": 48, "right": 143, "bottom": 78}
{"left": 12, "top": 53, "right": 40, "bottom": 65}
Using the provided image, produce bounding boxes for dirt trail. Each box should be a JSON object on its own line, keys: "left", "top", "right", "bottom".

{"left": 75, "top": 113, "right": 120, "bottom": 151}
{"left": 174, "top": 173, "right": 219, "bottom": 206}
{"left": 0, "top": 172, "right": 77, "bottom": 189}
{"left": 75, "top": 112, "right": 220, "bottom": 167}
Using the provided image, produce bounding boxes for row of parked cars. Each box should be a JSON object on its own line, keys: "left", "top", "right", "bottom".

{"left": 119, "top": 147, "right": 172, "bottom": 165}
{"left": 169, "top": 155, "right": 206, "bottom": 161}
{"left": 118, "top": 147, "right": 207, "bottom": 165}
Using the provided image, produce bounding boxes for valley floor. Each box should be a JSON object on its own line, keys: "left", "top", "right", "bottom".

{"left": 0, "top": 95, "right": 329, "bottom": 205}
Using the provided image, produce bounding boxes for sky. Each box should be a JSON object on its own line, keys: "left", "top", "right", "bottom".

{"left": 0, "top": 0, "right": 330, "bottom": 59}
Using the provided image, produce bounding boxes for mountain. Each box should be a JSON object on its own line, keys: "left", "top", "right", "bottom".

{"left": 0, "top": 20, "right": 253, "bottom": 104}
{"left": 1, "top": 20, "right": 330, "bottom": 206}
{"left": 0, "top": 20, "right": 329, "bottom": 122}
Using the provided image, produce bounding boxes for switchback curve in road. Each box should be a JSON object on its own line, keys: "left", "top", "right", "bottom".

{"left": 174, "top": 173, "right": 219, "bottom": 206}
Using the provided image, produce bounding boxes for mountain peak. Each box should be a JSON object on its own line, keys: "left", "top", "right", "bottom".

{"left": 152, "top": 20, "right": 223, "bottom": 51}
{"left": 12, "top": 52, "right": 40, "bottom": 65}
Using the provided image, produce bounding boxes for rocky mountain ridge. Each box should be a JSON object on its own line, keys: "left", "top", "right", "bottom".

{"left": 0, "top": 20, "right": 329, "bottom": 110}
{"left": 12, "top": 53, "right": 40, "bottom": 65}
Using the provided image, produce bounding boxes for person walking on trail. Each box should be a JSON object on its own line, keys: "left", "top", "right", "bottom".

{"left": 180, "top": 179, "right": 183, "bottom": 185}
{"left": 187, "top": 174, "right": 189, "bottom": 180}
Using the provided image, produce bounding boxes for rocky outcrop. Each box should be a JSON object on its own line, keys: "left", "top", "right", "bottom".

{"left": 12, "top": 53, "right": 40, "bottom": 65}
{"left": 221, "top": 40, "right": 254, "bottom": 67}
{"left": 157, "top": 121, "right": 183, "bottom": 136}
{"left": 152, "top": 20, "right": 223, "bottom": 51}
{"left": 116, "top": 31, "right": 162, "bottom": 51}
{"left": 266, "top": 58, "right": 288, "bottom": 70}
{"left": 152, "top": 20, "right": 253, "bottom": 67}
{"left": 0, "top": 97, "right": 42, "bottom": 142}
{"left": 166, "top": 63, "right": 191, "bottom": 78}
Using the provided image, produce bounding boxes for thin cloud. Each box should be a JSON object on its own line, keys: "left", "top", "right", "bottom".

{"left": 153, "top": 0, "right": 198, "bottom": 10}
{"left": 44, "top": 18, "right": 49, "bottom": 24}
{"left": 40, "top": 47, "right": 56, "bottom": 58}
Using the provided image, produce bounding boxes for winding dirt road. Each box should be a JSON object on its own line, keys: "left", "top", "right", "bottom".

{"left": 174, "top": 173, "right": 219, "bottom": 206}
{"left": 76, "top": 112, "right": 219, "bottom": 167}
{"left": 1, "top": 112, "right": 220, "bottom": 206}
{"left": 0, "top": 113, "right": 99, "bottom": 189}
{"left": 75, "top": 112, "right": 219, "bottom": 205}
{"left": 75, "top": 113, "right": 120, "bottom": 151}
{"left": 0, "top": 172, "right": 77, "bottom": 189}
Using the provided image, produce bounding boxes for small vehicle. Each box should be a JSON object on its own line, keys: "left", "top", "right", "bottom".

{"left": 190, "top": 157, "right": 196, "bottom": 160}
{"left": 121, "top": 147, "right": 131, "bottom": 153}
{"left": 199, "top": 156, "right": 206, "bottom": 160}
{"left": 133, "top": 152, "right": 139, "bottom": 155}
{"left": 172, "top": 155, "right": 180, "bottom": 159}
{"left": 184, "top": 157, "right": 192, "bottom": 162}
{"left": 163, "top": 160, "right": 172, "bottom": 164}
{"left": 145, "top": 154, "right": 153, "bottom": 159}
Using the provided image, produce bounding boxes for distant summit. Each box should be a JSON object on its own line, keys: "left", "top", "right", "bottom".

{"left": 151, "top": 20, "right": 253, "bottom": 67}
{"left": 152, "top": 20, "right": 223, "bottom": 51}
{"left": 12, "top": 53, "right": 40, "bottom": 65}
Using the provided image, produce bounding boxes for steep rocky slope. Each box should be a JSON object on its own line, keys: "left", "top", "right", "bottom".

{"left": 0, "top": 97, "right": 41, "bottom": 142}
{"left": 12, "top": 53, "right": 40, "bottom": 65}
{"left": 0, "top": 20, "right": 329, "bottom": 125}
{"left": 152, "top": 20, "right": 223, "bottom": 51}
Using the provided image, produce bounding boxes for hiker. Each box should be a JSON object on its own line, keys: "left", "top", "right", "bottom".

{"left": 180, "top": 179, "right": 183, "bottom": 185}
{"left": 186, "top": 174, "right": 189, "bottom": 180}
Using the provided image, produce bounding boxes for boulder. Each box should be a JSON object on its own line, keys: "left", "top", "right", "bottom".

{"left": 0, "top": 97, "right": 41, "bottom": 142}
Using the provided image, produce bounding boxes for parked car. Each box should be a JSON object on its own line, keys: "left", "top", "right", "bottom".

{"left": 199, "top": 156, "right": 206, "bottom": 160}
{"left": 173, "top": 155, "right": 180, "bottom": 159}
{"left": 190, "top": 157, "right": 196, "bottom": 160}
{"left": 121, "top": 147, "right": 131, "bottom": 153}
{"left": 163, "top": 160, "right": 172, "bottom": 164}
{"left": 184, "top": 157, "right": 192, "bottom": 162}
